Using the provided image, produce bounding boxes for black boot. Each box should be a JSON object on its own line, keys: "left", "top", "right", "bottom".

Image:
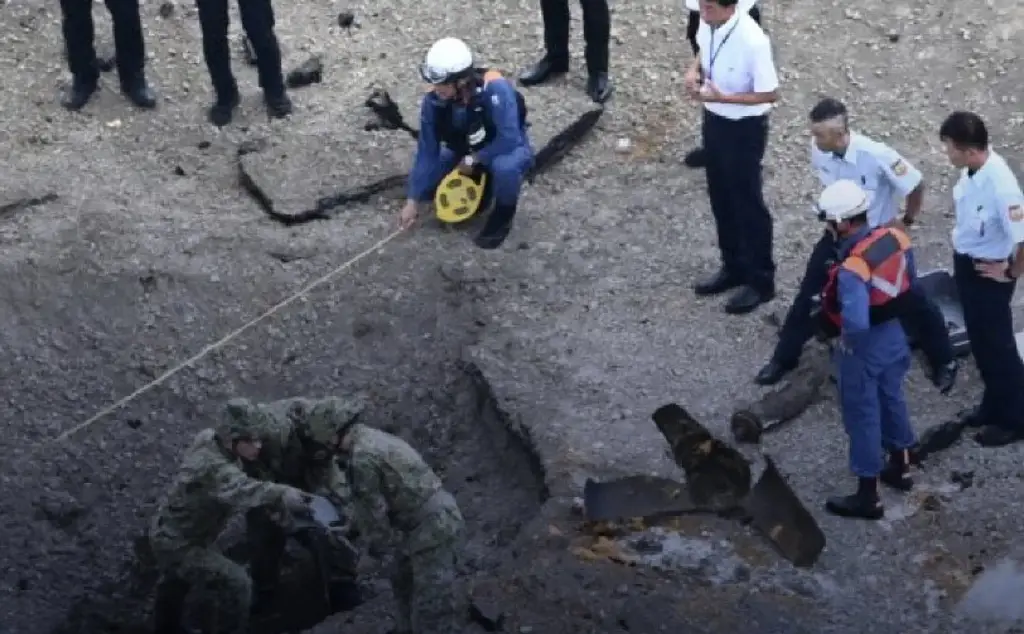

{"left": 264, "top": 91, "right": 293, "bottom": 119}
{"left": 208, "top": 89, "right": 240, "bottom": 127}
{"left": 120, "top": 74, "right": 157, "bottom": 109}
{"left": 754, "top": 358, "right": 798, "bottom": 386}
{"left": 586, "top": 72, "right": 614, "bottom": 104}
{"left": 879, "top": 449, "right": 913, "bottom": 491}
{"left": 519, "top": 55, "right": 569, "bottom": 87}
{"left": 152, "top": 576, "right": 191, "bottom": 634}
{"left": 825, "top": 476, "right": 883, "bottom": 520}
{"left": 474, "top": 203, "right": 517, "bottom": 249}
{"left": 931, "top": 359, "right": 958, "bottom": 395}
{"left": 61, "top": 74, "right": 98, "bottom": 111}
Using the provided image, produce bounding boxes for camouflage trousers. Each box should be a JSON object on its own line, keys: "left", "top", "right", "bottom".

{"left": 390, "top": 504, "right": 465, "bottom": 634}
{"left": 151, "top": 540, "right": 252, "bottom": 634}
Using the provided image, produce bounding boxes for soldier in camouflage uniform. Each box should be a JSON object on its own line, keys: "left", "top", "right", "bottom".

{"left": 224, "top": 396, "right": 364, "bottom": 609}
{"left": 148, "top": 409, "right": 311, "bottom": 634}
{"left": 305, "top": 409, "right": 465, "bottom": 634}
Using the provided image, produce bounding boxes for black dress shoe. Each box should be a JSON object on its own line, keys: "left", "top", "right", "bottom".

{"left": 121, "top": 78, "right": 157, "bottom": 109}
{"left": 825, "top": 477, "right": 883, "bottom": 520}
{"left": 208, "top": 92, "right": 240, "bottom": 127}
{"left": 974, "top": 425, "right": 1024, "bottom": 447}
{"left": 693, "top": 269, "right": 741, "bottom": 296}
{"left": 61, "top": 76, "right": 98, "bottom": 111}
{"left": 519, "top": 56, "right": 569, "bottom": 87}
{"left": 754, "top": 359, "right": 797, "bottom": 386}
{"left": 586, "top": 73, "right": 613, "bottom": 103}
{"left": 683, "top": 148, "right": 707, "bottom": 168}
{"left": 265, "top": 92, "right": 293, "bottom": 119}
{"left": 724, "top": 285, "right": 774, "bottom": 315}
{"left": 931, "top": 360, "right": 958, "bottom": 395}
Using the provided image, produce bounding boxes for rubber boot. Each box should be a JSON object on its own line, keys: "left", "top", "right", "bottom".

{"left": 474, "top": 202, "right": 517, "bottom": 250}
{"left": 879, "top": 448, "right": 913, "bottom": 491}
{"left": 152, "top": 576, "right": 191, "bottom": 634}
{"left": 825, "top": 476, "right": 883, "bottom": 520}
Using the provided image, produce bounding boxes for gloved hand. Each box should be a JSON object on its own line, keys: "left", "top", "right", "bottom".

{"left": 281, "top": 487, "right": 311, "bottom": 511}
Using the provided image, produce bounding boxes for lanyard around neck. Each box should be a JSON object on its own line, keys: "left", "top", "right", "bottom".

{"left": 707, "top": 21, "right": 739, "bottom": 81}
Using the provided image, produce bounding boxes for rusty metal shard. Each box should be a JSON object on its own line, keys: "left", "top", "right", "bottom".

{"left": 651, "top": 403, "right": 751, "bottom": 512}
{"left": 730, "top": 346, "right": 830, "bottom": 444}
{"left": 582, "top": 475, "right": 706, "bottom": 522}
{"left": 740, "top": 455, "right": 825, "bottom": 568}
{"left": 914, "top": 418, "right": 969, "bottom": 462}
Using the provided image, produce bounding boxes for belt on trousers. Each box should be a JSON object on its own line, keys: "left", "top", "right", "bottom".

{"left": 955, "top": 251, "right": 1008, "bottom": 264}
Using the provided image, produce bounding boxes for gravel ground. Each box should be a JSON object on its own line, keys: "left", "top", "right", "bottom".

{"left": 1, "top": 0, "right": 1023, "bottom": 632}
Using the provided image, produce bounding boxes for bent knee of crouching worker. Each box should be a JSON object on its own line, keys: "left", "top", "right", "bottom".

{"left": 486, "top": 148, "right": 532, "bottom": 205}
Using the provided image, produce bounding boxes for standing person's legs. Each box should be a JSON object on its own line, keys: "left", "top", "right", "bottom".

{"left": 722, "top": 115, "right": 775, "bottom": 314}
{"left": 59, "top": 0, "right": 100, "bottom": 110}
{"left": 580, "top": 0, "right": 613, "bottom": 102}
{"left": 104, "top": 0, "right": 156, "bottom": 107}
{"left": 196, "top": 0, "right": 239, "bottom": 126}
{"left": 520, "top": 0, "right": 571, "bottom": 86}
{"left": 755, "top": 232, "right": 836, "bottom": 384}
{"left": 238, "top": 0, "right": 290, "bottom": 117}
{"left": 694, "top": 111, "right": 743, "bottom": 296}
{"left": 897, "top": 284, "right": 958, "bottom": 392}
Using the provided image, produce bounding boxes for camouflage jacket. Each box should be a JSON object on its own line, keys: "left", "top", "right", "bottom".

{"left": 240, "top": 398, "right": 351, "bottom": 506}
{"left": 149, "top": 428, "right": 293, "bottom": 556}
{"left": 341, "top": 425, "right": 463, "bottom": 553}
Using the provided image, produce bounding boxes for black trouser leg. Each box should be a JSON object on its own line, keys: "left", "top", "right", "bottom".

{"left": 239, "top": 0, "right": 285, "bottom": 97}
{"left": 580, "top": 0, "right": 610, "bottom": 75}
{"left": 702, "top": 110, "right": 741, "bottom": 276}
{"left": 60, "top": 0, "right": 100, "bottom": 82}
{"left": 773, "top": 231, "right": 836, "bottom": 364}
{"left": 540, "top": 0, "right": 571, "bottom": 63}
{"left": 702, "top": 111, "right": 775, "bottom": 291}
{"left": 153, "top": 575, "right": 191, "bottom": 634}
{"left": 954, "top": 253, "right": 1024, "bottom": 430}
{"left": 898, "top": 284, "right": 955, "bottom": 369}
{"left": 196, "top": 0, "right": 237, "bottom": 99}
{"left": 103, "top": 0, "right": 146, "bottom": 84}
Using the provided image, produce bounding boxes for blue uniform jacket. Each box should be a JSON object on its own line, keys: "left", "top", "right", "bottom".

{"left": 836, "top": 226, "right": 914, "bottom": 366}
{"left": 407, "top": 78, "right": 530, "bottom": 202}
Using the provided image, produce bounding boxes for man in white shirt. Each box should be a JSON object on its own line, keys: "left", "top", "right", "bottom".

{"left": 940, "top": 110, "right": 1024, "bottom": 447}
{"left": 685, "top": 0, "right": 779, "bottom": 314}
{"left": 683, "top": 0, "right": 760, "bottom": 168}
{"left": 755, "top": 98, "right": 959, "bottom": 395}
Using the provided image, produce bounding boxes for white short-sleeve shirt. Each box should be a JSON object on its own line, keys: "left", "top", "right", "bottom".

{"left": 694, "top": 10, "right": 778, "bottom": 120}
{"left": 686, "top": 0, "right": 759, "bottom": 12}
{"left": 810, "top": 132, "right": 923, "bottom": 228}
{"left": 951, "top": 151, "right": 1024, "bottom": 259}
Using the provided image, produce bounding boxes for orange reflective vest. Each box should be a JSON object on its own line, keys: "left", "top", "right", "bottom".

{"left": 820, "top": 227, "right": 912, "bottom": 332}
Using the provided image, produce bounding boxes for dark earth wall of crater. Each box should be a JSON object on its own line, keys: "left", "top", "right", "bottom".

{"left": 0, "top": 243, "right": 546, "bottom": 634}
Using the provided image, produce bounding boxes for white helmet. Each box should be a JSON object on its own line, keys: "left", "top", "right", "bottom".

{"left": 420, "top": 38, "right": 474, "bottom": 85}
{"left": 817, "top": 179, "right": 869, "bottom": 222}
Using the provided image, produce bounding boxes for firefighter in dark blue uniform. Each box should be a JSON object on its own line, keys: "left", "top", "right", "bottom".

{"left": 398, "top": 38, "right": 534, "bottom": 250}
{"left": 816, "top": 180, "right": 918, "bottom": 520}
{"left": 940, "top": 111, "right": 1024, "bottom": 447}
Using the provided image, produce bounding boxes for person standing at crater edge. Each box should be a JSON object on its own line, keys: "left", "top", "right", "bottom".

{"left": 685, "top": 0, "right": 780, "bottom": 315}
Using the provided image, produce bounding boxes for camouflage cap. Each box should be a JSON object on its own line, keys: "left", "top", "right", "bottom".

{"left": 304, "top": 395, "right": 368, "bottom": 445}
{"left": 219, "top": 397, "right": 266, "bottom": 441}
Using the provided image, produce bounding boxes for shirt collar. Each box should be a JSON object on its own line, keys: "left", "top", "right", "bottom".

{"left": 830, "top": 132, "right": 864, "bottom": 164}
{"left": 837, "top": 225, "right": 873, "bottom": 257}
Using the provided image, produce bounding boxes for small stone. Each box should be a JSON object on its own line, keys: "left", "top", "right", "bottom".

{"left": 615, "top": 138, "right": 632, "bottom": 154}
{"left": 158, "top": 1, "right": 174, "bottom": 18}
{"left": 337, "top": 11, "right": 355, "bottom": 28}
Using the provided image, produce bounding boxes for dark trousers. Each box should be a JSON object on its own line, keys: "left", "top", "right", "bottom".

{"left": 702, "top": 110, "right": 775, "bottom": 291}
{"left": 954, "top": 252, "right": 1024, "bottom": 430}
{"left": 540, "top": 0, "right": 610, "bottom": 74}
{"left": 59, "top": 0, "right": 145, "bottom": 84}
{"left": 196, "top": 0, "right": 285, "bottom": 99}
{"left": 686, "top": 7, "right": 761, "bottom": 55}
{"left": 774, "top": 230, "right": 956, "bottom": 369}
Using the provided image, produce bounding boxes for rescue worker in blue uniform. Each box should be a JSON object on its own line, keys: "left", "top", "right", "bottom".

{"left": 940, "top": 111, "right": 1024, "bottom": 447}
{"left": 816, "top": 180, "right": 918, "bottom": 520}
{"left": 398, "top": 38, "right": 534, "bottom": 250}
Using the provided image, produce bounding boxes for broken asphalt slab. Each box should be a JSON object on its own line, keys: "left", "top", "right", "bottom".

{"left": 238, "top": 85, "right": 601, "bottom": 224}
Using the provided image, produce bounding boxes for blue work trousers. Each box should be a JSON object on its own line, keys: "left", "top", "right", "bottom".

{"left": 836, "top": 350, "right": 916, "bottom": 477}
{"left": 954, "top": 252, "right": 1024, "bottom": 430}
{"left": 428, "top": 147, "right": 533, "bottom": 206}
